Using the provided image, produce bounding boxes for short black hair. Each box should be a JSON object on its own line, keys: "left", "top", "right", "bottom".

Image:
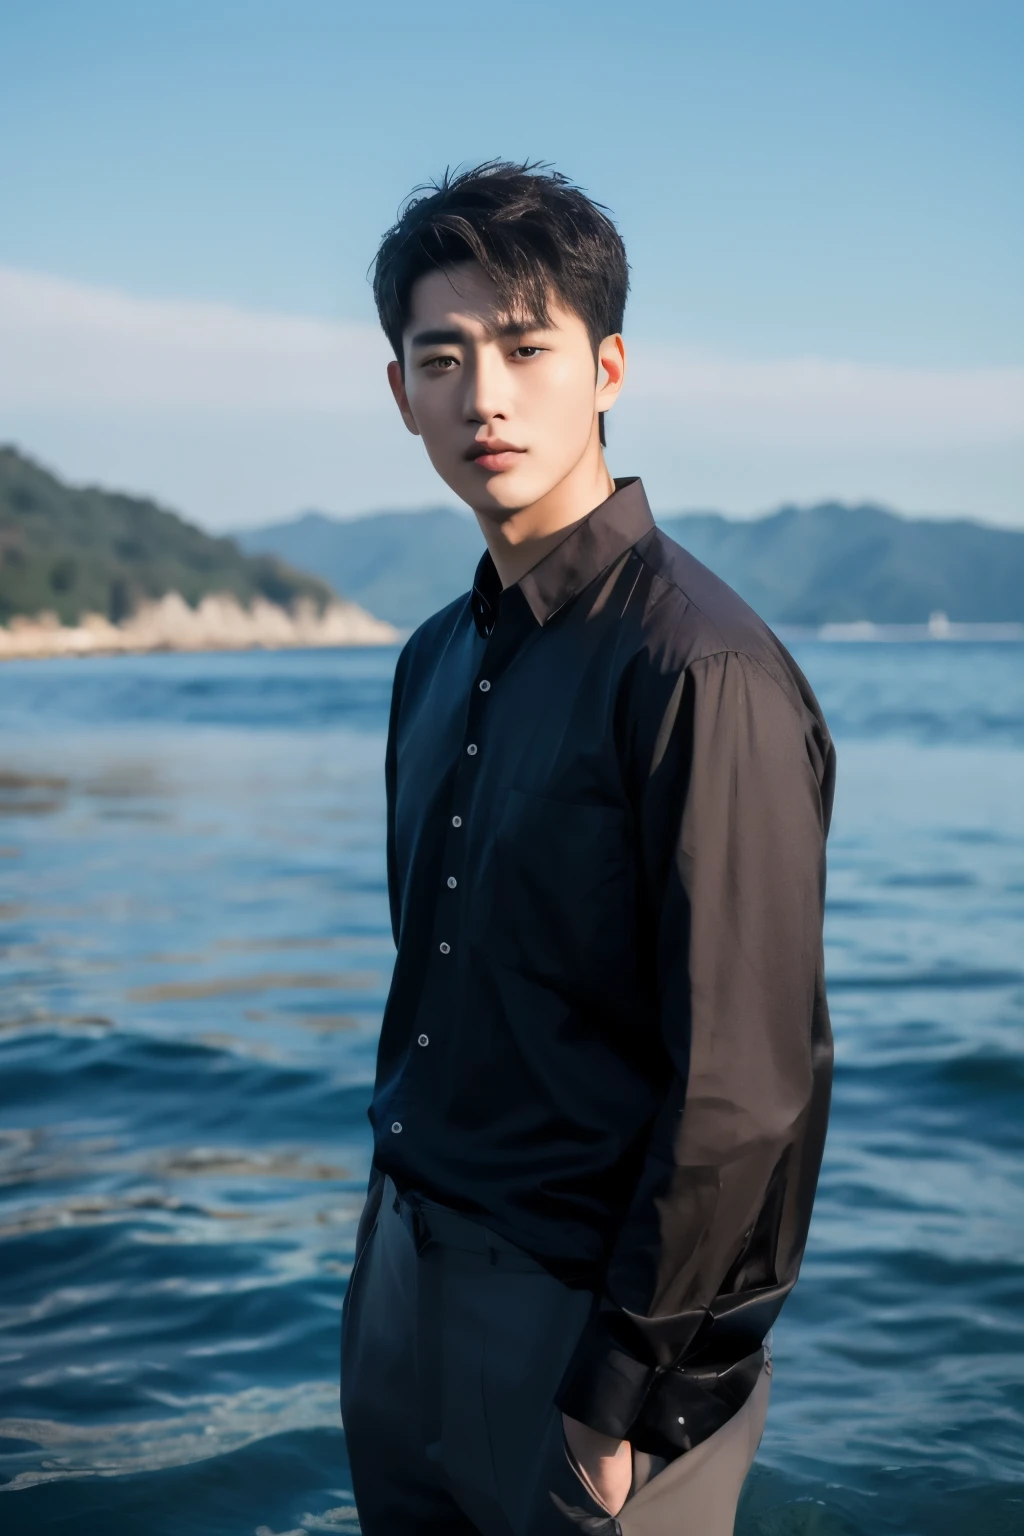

{"left": 372, "top": 160, "right": 629, "bottom": 367}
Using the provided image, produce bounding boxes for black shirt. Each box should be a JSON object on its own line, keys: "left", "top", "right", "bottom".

{"left": 365, "top": 477, "right": 836, "bottom": 1452}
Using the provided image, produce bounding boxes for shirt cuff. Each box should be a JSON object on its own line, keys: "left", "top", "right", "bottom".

{"left": 558, "top": 1309, "right": 768, "bottom": 1451}
{"left": 555, "top": 1311, "right": 657, "bottom": 1439}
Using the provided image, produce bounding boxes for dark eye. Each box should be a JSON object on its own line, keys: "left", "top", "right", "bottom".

{"left": 425, "top": 356, "right": 457, "bottom": 370}
{"left": 513, "top": 346, "right": 542, "bottom": 358}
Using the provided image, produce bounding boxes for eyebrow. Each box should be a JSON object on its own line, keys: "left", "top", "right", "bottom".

{"left": 409, "top": 317, "right": 549, "bottom": 349}
{"left": 410, "top": 327, "right": 468, "bottom": 348}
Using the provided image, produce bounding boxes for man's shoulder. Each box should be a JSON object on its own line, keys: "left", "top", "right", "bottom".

{"left": 633, "top": 524, "right": 779, "bottom": 666}
{"left": 628, "top": 524, "right": 832, "bottom": 739}
{"left": 629, "top": 528, "right": 835, "bottom": 755}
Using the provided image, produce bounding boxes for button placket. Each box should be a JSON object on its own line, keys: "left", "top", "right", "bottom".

{"left": 421, "top": 631, "right": 505, "bottom": 1062}
{"left": 438, "top": 662, "right": 490, "bottom": 943}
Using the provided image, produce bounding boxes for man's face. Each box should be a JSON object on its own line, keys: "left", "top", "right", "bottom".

{"left": 387, "top": 261, "right": 624, "bottom": 520}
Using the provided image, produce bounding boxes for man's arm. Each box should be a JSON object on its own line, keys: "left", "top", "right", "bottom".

{"left": 558, "top": 648, "right": 834, "bottom": 1446}
{"left": 354, "top": 640, "right": 412, "bottom": 1265}
{"left": 384, "top": 639, "right": 409, "bottom": 954}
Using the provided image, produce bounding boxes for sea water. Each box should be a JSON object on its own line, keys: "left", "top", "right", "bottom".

{"left": 0, "top": 643, "right": 1021, "bottom": 1535}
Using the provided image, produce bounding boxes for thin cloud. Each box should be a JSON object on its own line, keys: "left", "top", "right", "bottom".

{"left": 624, "top": 349, "right": 1024, "bottom": 447}
{"left": 2, "top": 266, "right": 1021, "bottom": 449}
{"left": 0, "top": 267, "right": 389, "bottom": 413}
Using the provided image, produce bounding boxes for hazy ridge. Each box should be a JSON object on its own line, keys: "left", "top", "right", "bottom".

{"left": 240, "top": 501, "right": 1024, "bottom": 630}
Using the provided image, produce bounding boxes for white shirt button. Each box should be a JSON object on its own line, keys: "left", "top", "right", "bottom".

{"left": 439, "top": 941, "right": 450, "bottom": 954}
{"left": 417, "top": 1034, "right": 429, "bottom": 1047}
{"left": 447, "top": 876, "right": 457, "bottom": 889}
{"left": 452, "top": 815, "right": 462, "bottom": 828}
{"left": 479, "top": 679, "right": 491, "bottom": 692}
{"left": 466, "top": 743, "right": 478, "bottom": 756}
{"left": 391, "top": 1121, "right": 403, "bottom": 1134}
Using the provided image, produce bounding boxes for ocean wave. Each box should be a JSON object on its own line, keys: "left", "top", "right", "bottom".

{"left": 1, "top": 646, "right": 1022, "bottom": 1533}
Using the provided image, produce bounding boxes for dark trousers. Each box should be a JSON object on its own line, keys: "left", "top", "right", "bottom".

{"left": 341, "top": 1177, "right": 769, "bottom": 1535}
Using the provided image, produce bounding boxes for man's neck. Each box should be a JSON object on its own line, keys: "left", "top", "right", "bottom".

{"left": 475, "top": 449, "right": 615, "bottom": 590}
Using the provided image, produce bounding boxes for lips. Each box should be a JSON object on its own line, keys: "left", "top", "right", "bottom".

{"left": 466, "top": 441, "right": 525, "bottom": 472}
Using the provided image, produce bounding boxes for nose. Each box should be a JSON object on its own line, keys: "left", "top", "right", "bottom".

{"left": 463, "top": 344, "right": 509, "bottom": 425}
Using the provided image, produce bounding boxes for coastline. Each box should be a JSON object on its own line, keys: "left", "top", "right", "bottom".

{"left": 0, "top": 591, "right": 399, "bottom": 661}
{"left": 4, "top": 599, "right": 1020, "bottom": 663}
{"left": 777, "top": 619, "right": 1024, "bottom": 643}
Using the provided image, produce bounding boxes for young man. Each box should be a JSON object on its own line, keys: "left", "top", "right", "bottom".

{"left": 341, "top": 162, "right": 835, "bottom": 1536}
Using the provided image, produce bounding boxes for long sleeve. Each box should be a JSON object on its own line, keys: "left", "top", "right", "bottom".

{"left": 384, "top": 638, "right": 410, "bottom": 950}
{"left": 557, "top": 648, "right": 835, "bottom": 1445}
{"left": 354, "top": 640, "right": 412, "bottom": 1262}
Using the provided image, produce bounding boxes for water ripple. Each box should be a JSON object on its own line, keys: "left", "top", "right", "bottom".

{"left": 0, "top": 645, "right": 1022, "bottom": 1534}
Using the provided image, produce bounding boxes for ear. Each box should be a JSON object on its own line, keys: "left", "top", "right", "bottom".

{"left": 387, "top": 359, "right": 421, "bottom": 437}
{"left": 595, "top": 334, "right": 626, "bottom": 414}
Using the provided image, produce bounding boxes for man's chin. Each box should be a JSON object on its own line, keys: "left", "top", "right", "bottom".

{"left": 456, "top": 467, "right": 551, "bottom": 519}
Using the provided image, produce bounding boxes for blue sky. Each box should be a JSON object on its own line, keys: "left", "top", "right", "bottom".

{"left": 1, "top": 0, "right": 1021, "bottom": 528}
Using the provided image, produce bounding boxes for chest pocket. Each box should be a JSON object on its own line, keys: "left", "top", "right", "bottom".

{"left": 477, "top": 789, "right": 633, "bottom": 994}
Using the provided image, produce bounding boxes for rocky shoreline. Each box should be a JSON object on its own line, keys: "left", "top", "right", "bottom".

{"left": 0, "top": 592, "right": 399, "bottom": 660}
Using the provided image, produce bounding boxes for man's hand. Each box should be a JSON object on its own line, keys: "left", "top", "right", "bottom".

{"left": 561, "top": 1413, "right": 632, "bottom": 1516}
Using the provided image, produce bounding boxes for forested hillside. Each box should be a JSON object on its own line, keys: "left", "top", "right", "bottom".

{"left": 0, "top": 447, "right": 334, "bottom": 625}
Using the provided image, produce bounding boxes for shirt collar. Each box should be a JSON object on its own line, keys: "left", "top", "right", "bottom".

{"left": 470, "top": 477, "right": 654, "bottom": 639}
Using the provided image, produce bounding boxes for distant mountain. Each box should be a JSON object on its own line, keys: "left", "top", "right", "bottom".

{"left": 656, "top": 503, "right": 1024, "bottom": 626}
{"left": 239, "top": 498, "right": 1024, "bottom": 631}
{"left": 0, "top": 446, "right": 335, "bottom": 626}
{"left": 239, "top": 507, "right": 476, "bottom": 630}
